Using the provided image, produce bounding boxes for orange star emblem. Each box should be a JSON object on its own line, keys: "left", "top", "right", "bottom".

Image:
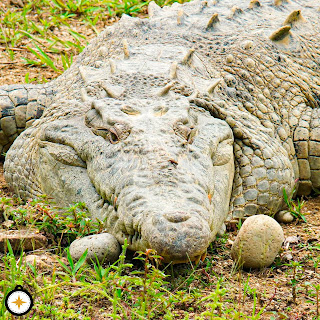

{"left": 12, "top": 296, "right": 26, "bottom": 309}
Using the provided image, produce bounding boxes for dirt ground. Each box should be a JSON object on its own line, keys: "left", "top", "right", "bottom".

{"left": 0, "top": 168, "right": 320, "bottom": 319}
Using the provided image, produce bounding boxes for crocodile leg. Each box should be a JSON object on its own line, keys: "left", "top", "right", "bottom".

{"left": 229, "top": 137, "right": 295, "bottom": 221}
{"left": 0, "top": 83, "right": 55, "bottom": 156}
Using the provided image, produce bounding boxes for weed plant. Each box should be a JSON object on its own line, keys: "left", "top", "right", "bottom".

{"left": 0, "top": 195, "right": 320, "bottom": 318}
{"left": 0, "top": 0, "right": 192, "bottom": 76}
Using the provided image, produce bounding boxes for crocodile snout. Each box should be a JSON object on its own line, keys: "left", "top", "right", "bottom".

{"left": 143, "top": 212, "right": 212, "bottom": 263}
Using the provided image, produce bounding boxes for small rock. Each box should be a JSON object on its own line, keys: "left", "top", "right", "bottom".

{"left": 69, "top": 233, "right": 120, "bottom": 264}
{"left": 1, "top": 220, "right": 14, "bottom": 229}
{"left": 282, "top": 252, "right": 293, "bottom": 261}
{"left": 283, "top": 235, "right": 300, "bottom": 249}
{"left": 22, "top": 254, "right": 56, "bottom": 268}
{"left": 274, "top": 210, "right": 294, "bottom": 223}
{"left": 231, "top": 215, "right": 284, "bottom": 269}
{"left": 10, "top": 0, "right": 24, "bottom": 7}
{"left": 0, "top": 228, "right": 48, "bottom": 252}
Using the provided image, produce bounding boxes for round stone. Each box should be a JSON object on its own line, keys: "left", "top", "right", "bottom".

{"left": 274, "top": 210, "right": 294, "bottom": 223}
{"left": 69, "top": 233, "right": 121, "bottom": 264}
{"left": 231, "top": 215, "right": 284, "bottom": 269}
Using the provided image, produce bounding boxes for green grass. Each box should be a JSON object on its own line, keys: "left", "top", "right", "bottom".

{"left": 1, "top": 1, "right": 320, "bottom": 318}
{"left": 283, "top": 187, "right": 307, "bottom": 223}
{"left": 0, "top": 0, "right": 190, "bottom": 76}
{"left": 0, "top": 195, "right": 320, "bottom": 319}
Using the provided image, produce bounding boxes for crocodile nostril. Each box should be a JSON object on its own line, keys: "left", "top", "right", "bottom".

{"left": 163, "top": 212, "right": 191, "bottom": 223}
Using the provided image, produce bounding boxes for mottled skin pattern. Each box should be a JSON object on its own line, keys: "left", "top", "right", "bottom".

{"left": 1, "top": 0, "right": 320, "bottom": 262}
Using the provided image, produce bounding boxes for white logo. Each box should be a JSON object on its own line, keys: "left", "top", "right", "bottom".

{"left": 5, "top": 285, "right": 33, "bottom": 316}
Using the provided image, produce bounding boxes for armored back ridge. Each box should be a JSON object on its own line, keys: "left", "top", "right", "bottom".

{"left": 2, "top": 0, "right": 320, "bottom": 262}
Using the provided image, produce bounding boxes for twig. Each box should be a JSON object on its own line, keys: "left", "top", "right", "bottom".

{"left": 0, "top": 46, "right": 25, "bottom": 51}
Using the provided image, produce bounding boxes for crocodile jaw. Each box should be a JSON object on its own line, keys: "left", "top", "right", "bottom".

{"left": 35, "top": 99, "right": 234, "bottom": 263}
{"left": 142, "top": 212, "right": 212, "bottom": 263}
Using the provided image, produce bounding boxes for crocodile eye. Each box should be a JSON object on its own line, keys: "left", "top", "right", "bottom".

{"left": 92, "top": 123, "right": 130, "bottom": 144}
{"left": 174, "top": 122, "right": 196, "bottom": 143}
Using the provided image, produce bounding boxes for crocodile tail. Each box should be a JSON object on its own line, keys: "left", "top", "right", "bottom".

{"left": 0, "top": 83, "right": 55, "bottom": 156}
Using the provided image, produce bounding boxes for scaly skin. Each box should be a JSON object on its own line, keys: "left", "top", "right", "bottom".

{"left": 2, "top": 0, "right": 320, "bottom": 262}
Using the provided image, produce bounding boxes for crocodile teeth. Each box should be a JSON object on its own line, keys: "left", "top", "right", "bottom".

{"left": 230, "top": 6, "right": 243, "bottom": 17}
{"left": 80, "top": 88, "right": 92, "bottom": 102}
{"left": 100, "top": 81, "right": 125, "bottom": 98}
{"left": 249, "top": 0, "right": 261, "bottom": 9}
{"left": 274, "top": 0, "right": 289, "bottom": 6}
{"left": 177, "top": 9, "right": 185, "bottom": 25}
{"left": 188, "top": 89, "right": 199, "bottom": 101}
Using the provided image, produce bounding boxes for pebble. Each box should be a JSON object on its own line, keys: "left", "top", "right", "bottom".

{"left": 231, "top": 215, "right": 284, "bottom": 269}
{"left": 69, "top": 233, "right": 121, "bottom": 264}
{"left": 0, "top": 228, "right": 47, "bottom": 252}
{"left": 274, "top": 210, "right": 294, "bottom": 223}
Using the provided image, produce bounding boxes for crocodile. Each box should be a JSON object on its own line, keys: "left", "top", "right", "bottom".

{"left": 1, "top": 0, "right": 320, "bottom": 263}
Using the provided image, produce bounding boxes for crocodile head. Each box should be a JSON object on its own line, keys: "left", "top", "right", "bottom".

{"left": 38, "top": 96, "right": 234, "bottom": 263}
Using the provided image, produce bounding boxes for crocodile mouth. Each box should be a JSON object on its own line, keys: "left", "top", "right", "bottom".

{"left": 141, "top": 210, "right": 212, "bottom": 263}
{"left": 118, "top": 229, "right": 143, "bottom": 247}
{"left": 95, "top": 187, "right": 212, "bottom": 262}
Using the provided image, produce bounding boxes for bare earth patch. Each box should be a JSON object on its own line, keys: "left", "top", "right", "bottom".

{"left": 0, "top": 172, "right": 319, "bottom": 318}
